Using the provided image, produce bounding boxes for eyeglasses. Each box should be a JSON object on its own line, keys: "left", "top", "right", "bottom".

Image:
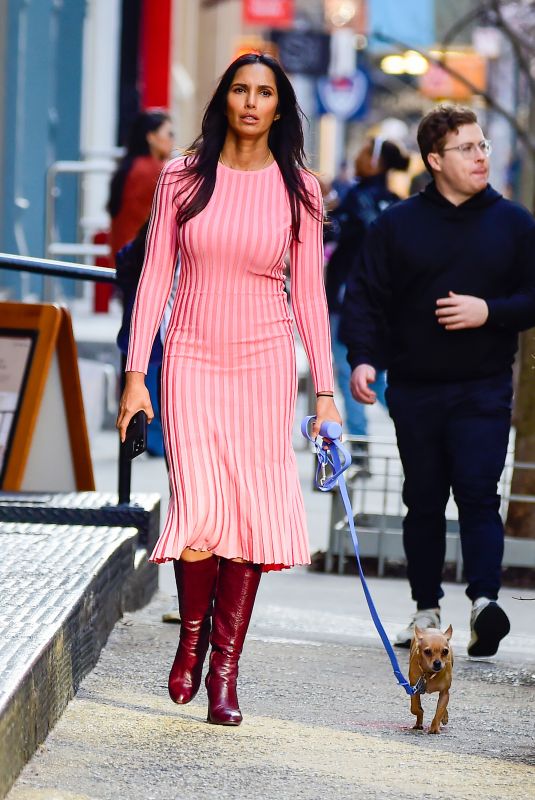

{"left": 442, "top": 140, "right": 492, "bottom": 159}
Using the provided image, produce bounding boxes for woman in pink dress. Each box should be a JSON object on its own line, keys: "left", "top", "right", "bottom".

{"left": 117, "top": 53, "right": 341, "bottom": 726}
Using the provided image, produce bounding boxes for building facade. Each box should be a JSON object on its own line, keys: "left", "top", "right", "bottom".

{"left": 0, "top": 0, "right": 524, "bottom": 300}
{"left": 0, "top": 0, "right": 85, "bottom": 297}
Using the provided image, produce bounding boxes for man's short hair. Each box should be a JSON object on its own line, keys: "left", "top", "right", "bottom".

{"left": 417, "top": 105, "right": 478, "bottom": 174}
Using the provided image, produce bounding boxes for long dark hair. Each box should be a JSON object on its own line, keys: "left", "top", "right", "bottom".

{"left": 375, "top": 138, "right": 410, "bottom": 173}
{"left": 171, "top": 53, "right": 320, "bottom": 240}
{"left": 107, "top": 110, "right": 171, "bottom": 217}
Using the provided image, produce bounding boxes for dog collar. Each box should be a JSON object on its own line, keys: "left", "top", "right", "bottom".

{"left": 413, "top": 675, "right": 426, "bottom": 694}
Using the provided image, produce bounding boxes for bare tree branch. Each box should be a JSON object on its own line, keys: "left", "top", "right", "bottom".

{"left": 490, "top": 0, "right": 535, "bottom": 96}
{"left": 441, "top": 0, "right": 535, "bottom": 94}
{"left": 441, "top": 2, "right": 491, "bottom": 49}
{"left": 372, "top": 31, "right": 535, "bottom": 158}
{"left": 497, "top": 0, "right": 535, "bottom": 51}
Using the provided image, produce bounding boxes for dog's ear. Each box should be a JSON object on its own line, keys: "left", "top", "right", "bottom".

{"left": 414, "top": 625, "right": 425, "bottom": 639}
{"left": 443, "top": 624, "right": 453, "bottom": 640}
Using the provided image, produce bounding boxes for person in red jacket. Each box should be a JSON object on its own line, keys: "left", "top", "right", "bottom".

{"left": 108, "top": 110, "right": 174, "bottom": 258}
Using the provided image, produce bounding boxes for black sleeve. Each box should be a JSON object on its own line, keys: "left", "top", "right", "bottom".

{"left": 339, "top": 217, "right": 393, "bottom": 371}
{"left": 486, "top": 222, "right": 535, "bottom": 331}
{"left": 325, "top": 186, "right": 363, "bottom": 244}
{"left": 325, "top": 221, "right": 367, "bottom": 309}
{"left": 114, "top": 223, "right": 149, "bottom": 297}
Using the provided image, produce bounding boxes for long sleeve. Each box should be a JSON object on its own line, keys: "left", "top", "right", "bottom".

{"left": 125, "top": 159, "right": 180, "bottom": 374}
{"left": 339, "top": 217, "right": 392, "bottom": 371}
{"left": 486, "top": 222, "right": 535, "bottom": 331}
{"left": 289, "top": 173, "right": 334, "bottom": 393}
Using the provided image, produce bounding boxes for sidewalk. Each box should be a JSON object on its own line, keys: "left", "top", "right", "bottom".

{"left": 5, "top": 376, "right": 535, "bottom": 799}
{"left": 5, "top": 582, "right": 535, "bottom": 800}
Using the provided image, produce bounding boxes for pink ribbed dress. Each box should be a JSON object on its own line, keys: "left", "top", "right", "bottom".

{"left": 126, "top": 157, "right": 333, "bottom": 569}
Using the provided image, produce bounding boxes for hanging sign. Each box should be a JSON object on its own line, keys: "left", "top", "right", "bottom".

{"left": 317, "top": 69, "right": 370, "bottom": 120}
{"left": 243, "top": 0, "right": 294, "bottom": 28}
{"left": 271, "top": 30, "right": 330, "bottom": 75}
{"left": 419, "top": 52, "right": 487, "bottom": 101}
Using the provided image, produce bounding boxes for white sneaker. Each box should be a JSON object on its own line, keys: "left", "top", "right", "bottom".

{"left": 467, "top": 597, "right": 510, "bottom": 658}
{"left": 394, "top": 607, "right": 441, "bottom": 648}
{"left": 161, "top": 594, "right": 181, "bottom": 624}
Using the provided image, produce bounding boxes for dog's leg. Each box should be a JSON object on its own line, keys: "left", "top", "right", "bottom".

{"left": 411, "top": 693, "right": 424, "bottom": 730}
{"left": 442, "top": 707, "right": 449, "bottom": 725}
{"left": 429, "top": 690, "right": 449, "bottom": 734}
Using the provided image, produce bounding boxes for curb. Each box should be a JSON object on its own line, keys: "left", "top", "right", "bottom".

{"left": 0, "top": 523, "right": 157, "bottom": 799}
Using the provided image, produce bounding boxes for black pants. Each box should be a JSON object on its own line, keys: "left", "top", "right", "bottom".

{"left": 386, "top": 373, "right": 512, "bottom": 609}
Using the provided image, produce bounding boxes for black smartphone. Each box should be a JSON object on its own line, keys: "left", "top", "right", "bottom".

{"left": 121, "top": 411, "right": 148, "bottom": 460}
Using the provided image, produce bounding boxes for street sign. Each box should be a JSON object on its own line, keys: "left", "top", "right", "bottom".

{"left": 317, "top": 69, "right": 370, "bottom": 120}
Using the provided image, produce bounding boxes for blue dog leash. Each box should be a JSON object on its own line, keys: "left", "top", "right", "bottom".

{"left": 301, "top": 416, "right": 423, "bottom": 697}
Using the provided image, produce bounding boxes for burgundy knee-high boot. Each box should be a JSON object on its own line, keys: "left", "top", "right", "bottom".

{"left": 205, "top": 558, "right": 261, "bottom": 725}
{"left": 168, "top": 556, "right": 218, "bottom": 705}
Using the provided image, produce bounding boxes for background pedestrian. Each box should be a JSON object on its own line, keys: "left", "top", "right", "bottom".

{"left": 340, "top": 105, "right": 535, "bottom": 657}
{"left": 108, "top": 110, "right": 174, "bottom": 257}
{"left": 326, "top": 137, "right": 409, "bottom": 465}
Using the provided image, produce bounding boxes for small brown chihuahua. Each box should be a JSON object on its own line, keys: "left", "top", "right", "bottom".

{"left": 409, "top": 625, "right": 453, "bottom": 734}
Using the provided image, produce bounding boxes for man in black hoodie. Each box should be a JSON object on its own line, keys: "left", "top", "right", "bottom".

{"left": 340, "top": 106, "right": 535, "bottom": 657}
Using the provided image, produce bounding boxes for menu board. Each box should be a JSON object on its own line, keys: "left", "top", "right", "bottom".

{"left": 0, "top": 331, "right": 36, "bottom": 482}
{"left": 0, "top": 303, "right": 94, "bottom": 491}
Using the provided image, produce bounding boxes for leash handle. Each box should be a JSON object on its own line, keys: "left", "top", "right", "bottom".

{"left": 301, "top": 415, "right": 343, "bottom": 442}
{"left": 303, "top": 417, "right": 418, "bottom": 697}
{"left": 301, "top": 416, "right": 352, "bottom": 491}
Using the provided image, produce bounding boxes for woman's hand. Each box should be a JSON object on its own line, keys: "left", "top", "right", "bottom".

{"left": 312, "top": 395, "right": 342, "bottom": 440}
{"left": 116, "top": 371, "right": 154, "bottom": 443}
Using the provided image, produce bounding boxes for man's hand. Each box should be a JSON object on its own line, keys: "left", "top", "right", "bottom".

{"left": 350, "top": 364, "right": 377, "bottom": 404}
{"left": 436, "top": 291, "right": 488, "bottom": 330}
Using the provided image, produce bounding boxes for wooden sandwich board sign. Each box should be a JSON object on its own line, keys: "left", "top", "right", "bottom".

{"left": 0, "top": 302, "right": 95, "bottom": 491}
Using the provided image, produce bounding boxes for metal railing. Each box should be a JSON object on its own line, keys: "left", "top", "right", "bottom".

{"left": 0, "top": 252, "right": 115, "bottom": 283}
{"left": 45, "top": 158, "right": 117, "bottom": 261}
{"left": 44, "top": 157, "right": 119, "bottom": 302}
{"left": 0, "top": 253, "right": 135, "bottom": 505}
{"left": 321, "top": 434, "right": 535, "bottom": 577}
